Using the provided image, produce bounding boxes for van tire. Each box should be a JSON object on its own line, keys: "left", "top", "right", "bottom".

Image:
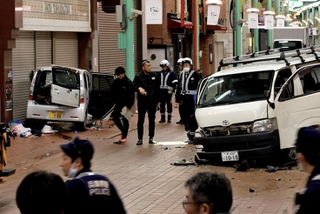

{"left": 75, "top": 122, "right": 86, "bottom": 132}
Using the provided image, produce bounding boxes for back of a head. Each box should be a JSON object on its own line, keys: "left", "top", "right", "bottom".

{"left": 16, "top": 170, "right": 67, "bottom": 214}
{"left": 185, "top": 171, "right": 233, "bottom": 214}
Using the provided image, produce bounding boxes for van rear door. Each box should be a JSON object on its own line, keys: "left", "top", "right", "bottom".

{"left": 51, "top": 66, "right": 80, "bottom": 107}
{"left": 275, "top": 63, "right": 320, "bottom": 149}
{"left": 88, "top": 73, "right": 115, "bottom": 120}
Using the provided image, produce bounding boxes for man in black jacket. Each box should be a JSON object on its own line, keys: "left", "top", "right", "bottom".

{"left": 133, "top": 59, "right": 161, "bottom": 145}
{"left": 111, "top": 67, "right": 135, "bottom": 144}
{"left": 60, "top": 137, "right": 126, "bottom": 214}
{"left": 158, "top": 59, "right": 178, "bottom": 123}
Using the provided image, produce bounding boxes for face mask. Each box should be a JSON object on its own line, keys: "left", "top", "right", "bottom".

{"left": 183, "top": 67, "right": 190, "bottom": 72}
{"left": 68, "top": 162, "right": 78, "bottom": 178}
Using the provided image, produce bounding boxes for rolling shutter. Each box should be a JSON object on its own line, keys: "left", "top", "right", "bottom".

{"left": 98, "top": 2, "right": 125, "bottom": 73}
{"left": 36, "top": 31, "right": 52, "bottom": 67}
{"left": 12, "top": 31, "right": 35, "bottom": 122}
{"left": 55, "top": 32, "right": 78, "bottom": 67}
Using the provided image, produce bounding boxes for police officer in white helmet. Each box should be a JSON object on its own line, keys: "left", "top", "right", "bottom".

{"left": 176, "top": 57, "right": 201, "bottom": 143}
{"left": 158, "top": 59, "right": 178, "bottom": 123}
{"left": 175, "top": 58, "right": 185, "bottom": 124}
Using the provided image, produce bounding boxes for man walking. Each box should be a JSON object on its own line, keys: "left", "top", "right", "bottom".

{"left": 111, "top": 66, "right": 135, "bottom": 144}
{"left": 176, "top": 57, "right": 201, "bottom": 143}
{"left": 60, "top": 137, "right": 126, "bottom": 214}
{"left": 158, "top": 59, "right": 178, "bottom": 123}
{"left": 133, "top": 59, "right": 161, "bottom": 145}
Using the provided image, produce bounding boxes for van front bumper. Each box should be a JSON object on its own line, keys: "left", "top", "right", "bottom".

{"left": 193, "top": 130, "right": 280, "bottom": 162}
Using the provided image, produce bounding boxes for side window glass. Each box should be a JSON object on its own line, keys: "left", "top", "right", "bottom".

{"left": 274, "top": 69, "right": 292, "bottom": 97}
{"left": 301, "top": 65, "right": 320, "bottom": 94}
{"left": 53, "top": 69, "right": 79, "bottom": 89}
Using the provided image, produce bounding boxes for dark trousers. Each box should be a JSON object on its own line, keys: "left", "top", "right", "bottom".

{"left": 137, "top": 102, "right": 157, "bottom": 139}
{"left": 113, "top": 105, "right": 129, "bottom": 138}
{"left": 180, "top": 96, "right": 198, "bottom": 132}
{"left": 160, "top": 91, "right": 173, "bottom": 115}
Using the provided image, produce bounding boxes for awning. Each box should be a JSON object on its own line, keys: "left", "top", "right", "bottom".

{"left": 167, "top": 19, "right": 227, "bottom": 31}
{"left": 167, "top": 19, "right": 193, "bottom": 29}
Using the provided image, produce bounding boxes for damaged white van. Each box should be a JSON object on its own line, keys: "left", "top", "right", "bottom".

{"left": 26, "top": 65, "right": 115, "bottom": 131}
{"left": 194, "top": 46, "right": 320, "bottom": 163}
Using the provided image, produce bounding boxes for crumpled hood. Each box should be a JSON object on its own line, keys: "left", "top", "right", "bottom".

{"left": 195, "top": 100, "right": 268, "bottom": 128}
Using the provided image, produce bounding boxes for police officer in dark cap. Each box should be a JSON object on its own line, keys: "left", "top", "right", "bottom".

{"left": 60, "top": 137, "right": 126, "bottom": 214}
{"left": 294, "top": 126, "right": 320, "bottom": 213}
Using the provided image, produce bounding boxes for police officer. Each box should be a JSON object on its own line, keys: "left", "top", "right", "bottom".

{"left": 60, "top": 137, "right": 126, "bottom": 214}
{"left": 133, "top": 59, "right": 161, "bottom": 145}
{"left": 176, "top": 57, "right": 201, "bottom": 143}
{"left": 175, "top": 58, "right": 184, "bottom": 124}
{"left": 158, "top": 59, "right": 178, "bottom": 123}
{"left": 294, "top": 127, "right": 320, "bottom": 213}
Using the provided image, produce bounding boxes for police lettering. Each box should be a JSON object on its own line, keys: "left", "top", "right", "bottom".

{"left": 87, "top": 180, "right": 110, "bottom": 196}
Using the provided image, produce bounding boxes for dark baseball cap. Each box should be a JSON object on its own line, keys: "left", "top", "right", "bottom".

{"left": 295, "top": 127, "right": 320, "bottom": 163}
{"left": 60, "top": 137, "right": 94, "bottom": 162}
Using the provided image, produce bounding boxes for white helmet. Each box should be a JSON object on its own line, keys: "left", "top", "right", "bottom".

{"left": 177, "top": 58, "right": 184, "bottom": 65}
{"left": 159, "top": 59, "right": 170, "bottom": 67}
{"left": 183, "top": 57, "right": 193, "bottom": 66}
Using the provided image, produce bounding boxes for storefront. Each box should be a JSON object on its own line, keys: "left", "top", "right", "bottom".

{"left": 11, "top": 0, "right": 91, "bottom": 122}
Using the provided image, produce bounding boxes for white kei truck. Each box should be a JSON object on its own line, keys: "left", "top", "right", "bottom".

{"left": 193, "top": 46, "right": 320, "bottom": 164}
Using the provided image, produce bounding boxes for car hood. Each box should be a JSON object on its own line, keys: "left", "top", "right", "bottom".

{"left": 195, "top": 100, "right": 268, "bottom": 128}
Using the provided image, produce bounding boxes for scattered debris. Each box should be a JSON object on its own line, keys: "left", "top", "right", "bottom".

{"left": 233, "top": 160, "right": 250, "bottom": 172}
{"left": 266, "top": 161, "right": 296, "bottom": 172}
{"left": 249, "top": 188, "right": 255, "bottom": 193}
{"left": 164, "top": 147, "right": 169, "bottom": 150}
{"left": 171, "top": 159, "right": 195, "bottom": 166}
{"left": 276, "top": 177, "right": 281, "bottom": 181}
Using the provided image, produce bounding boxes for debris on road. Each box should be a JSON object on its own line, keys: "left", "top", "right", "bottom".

{"left": 171, "top": 158, "right": 195, "bottom": 166}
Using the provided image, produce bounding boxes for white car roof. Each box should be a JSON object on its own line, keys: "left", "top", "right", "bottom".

{"left": 37, "top": 65, "right": 88, "bottom": 73}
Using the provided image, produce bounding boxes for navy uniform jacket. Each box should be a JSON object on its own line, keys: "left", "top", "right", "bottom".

{"left": 111, "top": 75, "right": 135, "bottom": 109}
{"left": 157, "top": 68, "right": 178, "bottom": 93}
{"left": 176, "top": 70, "right": 201, "bottom": 103}
{"left": 295, "top": 167, "right": 320, "bottom": 213}
{"left": 65, "top": 169, "right": 126, "bottom": 214}
{"left": 133, "top": 70, "right": 161, "bottom": 104}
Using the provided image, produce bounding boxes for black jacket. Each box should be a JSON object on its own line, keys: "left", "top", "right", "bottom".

{"left": 176, "top": 70, "right": 201, "bottom": 103}
{"left": 64, "top": 168, "right": 126, "bottom": 214}
{"left": 133, "top": 71, "right": 161, "bottom": 104}
{"left": 111, "top": 75, "right": 135, "bottom": 109}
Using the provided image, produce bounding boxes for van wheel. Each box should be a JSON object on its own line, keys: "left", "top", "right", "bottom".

{"left": 75, "top": 122, "right": 86, "bottom": 132}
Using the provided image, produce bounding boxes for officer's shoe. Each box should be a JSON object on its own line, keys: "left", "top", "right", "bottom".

{"left": 176, "top": 120, "right": 183, "bottom": 124}
{"left": 149, "top": 138, "right": 156, "bottom": 144}
{"left": 159, "top": 117, "right": 166, "bottom": 123}
{"left": 167, "top": 116, "right": 171, "bottom": 123}
{"left": 136, "top": 139, "right": 143, "bottom": 145}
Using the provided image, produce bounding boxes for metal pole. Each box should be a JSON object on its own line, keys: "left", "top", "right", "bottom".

{"left": 124, "top": 0, "right": 134, "bottom": 80}
{"left": 276, "top": 0, "right": 280, "bottom": 15}
{"left": 252, "top": 0, "right": 259, "bottom": 52}
{"left": 267, "top": 0, "right": 272, "bottom": 48}
{"left": 285, "top": 1, "right": 289, "bottom": 27}
{"left": 318, "top": 6, "right": 320, "bottom": 45}
{"left": 312, "top": 7, "right": 315, "bottom": 46}
{"left": 192, "top": 0, "right": 199, "bottom": 70}
{"left": 235, "top": 0, "right": 242, "bottom": 56}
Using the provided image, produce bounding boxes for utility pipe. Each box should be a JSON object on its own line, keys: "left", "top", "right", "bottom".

{"left": 192, "top": 0, "right": 199, "bottom": 70}
{"left": 124, "top": 0, "right": 134, "bottom": 80}
{"left": 253, "top": 0, "right": 259, "bottom": 52}
{"left": 267, "top": 0, "right": 272, "bottom": 48}
{"left": 312, "top": 7, "right": 315, "bottom": 46}
{"left": 235, "top": 0, "right": 242, "bottom": 56}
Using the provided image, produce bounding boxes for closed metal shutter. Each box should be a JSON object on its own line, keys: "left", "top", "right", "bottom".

{"left": 36, "top": 31, "right": 52, "bottom": 67}
{"left": 133, "top": 0, "right": 138, "bottom": 74}
{"left": 12, "top": 31, "right": 35, "bottom": 122}
{"left": 55, "top": 32, "right": 78, "bottom": 67}
{"left": 98, "top": 2, "right": 125, "bottom": 73}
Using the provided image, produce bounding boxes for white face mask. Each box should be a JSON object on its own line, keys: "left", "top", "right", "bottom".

{"left": 183, "top": 67, "right": 190, "bottom": 73}
{"left": 68, "top": 162, "right": 78, "bottom": 178}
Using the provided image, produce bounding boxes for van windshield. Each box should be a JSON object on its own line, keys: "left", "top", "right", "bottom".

{"left": 198, "top": 70, "right": 274, "bottom": 107}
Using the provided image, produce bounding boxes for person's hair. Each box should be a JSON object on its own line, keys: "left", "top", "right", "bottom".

{"left": 16, "top": 170, "right": 67, "bottom": 214}
{"left": 184, "top": 171, "right": 232, "bottom": 214}
{"left": 115, "top": 66, "right": 126, "bottom": 75}
{"left": 141, "top": 59, "right": 150, "bottom": 66}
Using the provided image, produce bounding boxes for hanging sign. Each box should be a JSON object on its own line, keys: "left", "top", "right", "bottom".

{"left": 248, "top": 13, "right": 259, "bottom": 29}
{"left": 207, "top": 4, "right": 221, "bottom": 25}
{"left": 145, "top": 0, "right": 163, "bottom": 24}
{"left": 264, "top": 15, "right": 274, "bottom": 29}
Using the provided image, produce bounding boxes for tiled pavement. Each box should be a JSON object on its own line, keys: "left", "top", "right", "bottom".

{"left": 0, "top": 108, "right": 308, "bottom": 214}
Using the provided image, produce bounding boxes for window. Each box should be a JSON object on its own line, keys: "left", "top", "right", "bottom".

{"left": 52, "top": 68, "right": 79, "bottom": 89}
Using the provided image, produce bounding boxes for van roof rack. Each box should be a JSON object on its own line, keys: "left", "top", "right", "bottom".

{"left": 218, "top": 45, "right": 320, "bottom": 71}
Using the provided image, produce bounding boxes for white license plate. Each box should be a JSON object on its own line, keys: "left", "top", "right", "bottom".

{"left": 221, "top": 151, "right": 239, "bottom": 162}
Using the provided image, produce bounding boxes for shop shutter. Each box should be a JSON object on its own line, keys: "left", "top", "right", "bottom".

{"left": 98, "top": 2, "right": 125, "bottom": 73}
{"left": 12, "top": 31, "right": 35, "bottom": 122}
{"left": 36, "top": 31, "right": 52, "bottom": 67}
{"left": 55, "top": 32, "right": 78, "bottom": 68}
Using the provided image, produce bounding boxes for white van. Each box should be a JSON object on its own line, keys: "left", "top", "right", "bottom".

{"left": 26, "top": 65, "right": 115, "bottom": 131}
{"left": 194, "top": 46, "right": 320, "bottom": 163}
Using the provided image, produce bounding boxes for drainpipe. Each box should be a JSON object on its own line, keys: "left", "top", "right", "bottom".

{"left": 252, "top": 0, "right": 259, "bottom": 52}
{"left": 235, "top": 0, "right": 242, "bottom": 56}
{"left": 312, "top": 7, "right": 315, "bottom": 46}
{"left": 192, "top": 0, "right": 199, "bottom": 70}
{"left": 267, "top": 0, "right": 272, "bottom": 48}
{"left": 124, "top": 0, "right": 134, "bottom": 80}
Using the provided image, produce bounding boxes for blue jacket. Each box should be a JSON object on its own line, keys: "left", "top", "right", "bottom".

{"left": 65, "top": 169, "right": 126, "bottom": 214}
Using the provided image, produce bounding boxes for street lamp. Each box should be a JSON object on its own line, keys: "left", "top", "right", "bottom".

{"left": 246, "top": 8, "right": 259, "bottom": 29}
{"left": 263, "top": 10, "right": 275, "bottom": 29}
{"left": 206, "top": 0, "right": 222, "bottom": 25}
{"left": 275, "top": 15, "right": 286, "bottom": 27}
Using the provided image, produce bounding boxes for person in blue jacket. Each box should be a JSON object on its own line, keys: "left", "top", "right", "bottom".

{"left": 294, "top": 126, "right": 320, "bottom": 213}
{"left": 60, "top": 137, "right": 126, "bottom": 214}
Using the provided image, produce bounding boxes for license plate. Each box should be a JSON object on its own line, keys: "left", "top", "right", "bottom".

{"left": 48, "top": 111, "right": 63, "bottom": 119}
{"left": 221, "top": 151, "right": 239, "bottom": 162}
